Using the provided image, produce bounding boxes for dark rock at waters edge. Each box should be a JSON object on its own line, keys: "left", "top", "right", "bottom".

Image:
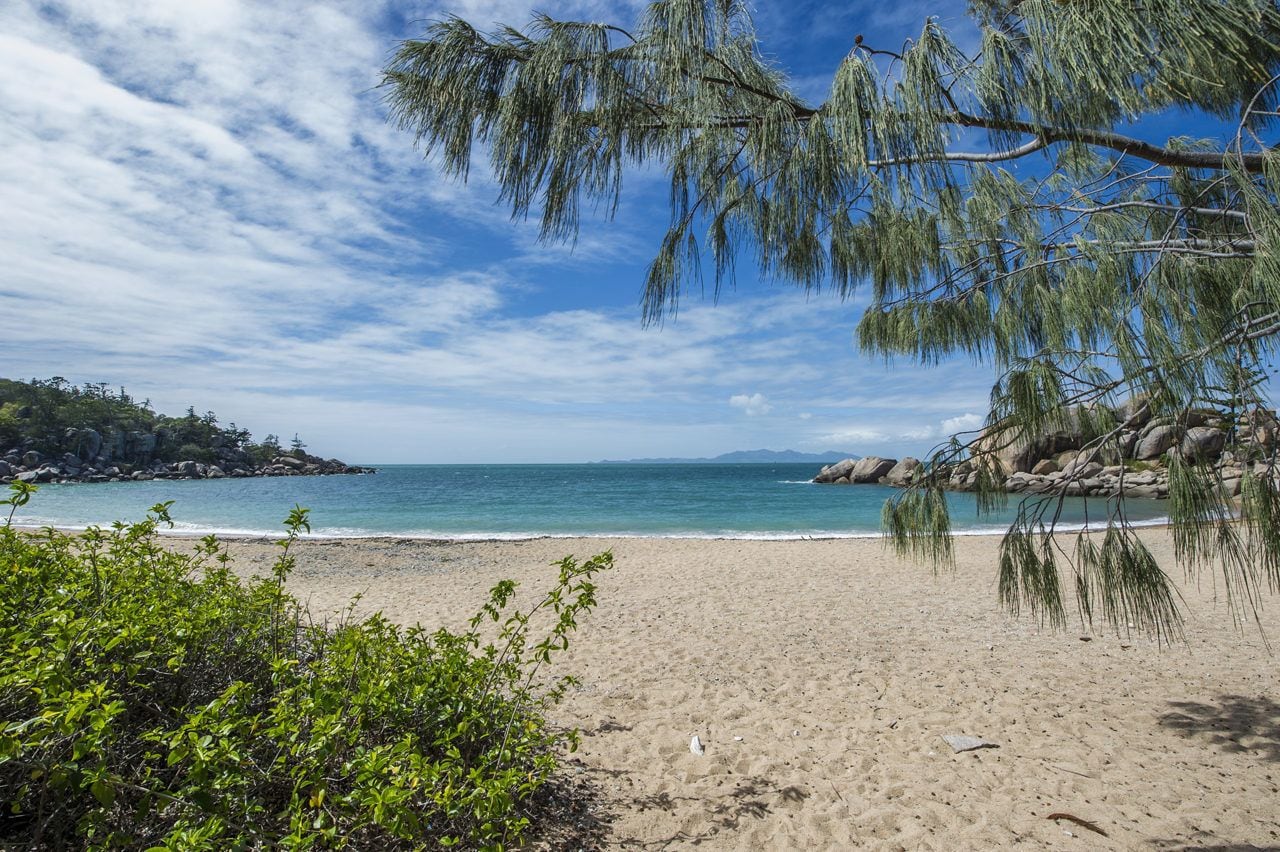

{"left": 813, "top": 458, "right": 857, "bottom": 483}
{"left": 0, "top": 444, "right": 374, "bottom": 486}
{"left": 811, "top": 456, "right": 897, "bottom": 484}
{"left": 882, "top": 457, "right": 921, "bottom": 486}
{"left": 813, "top": 402, "right": 1280, "bottom": 501}
{"left": 815, "top": 455, "right": 917, "bottom": 485}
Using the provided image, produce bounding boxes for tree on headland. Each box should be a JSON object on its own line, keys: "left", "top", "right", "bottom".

{"left": 382, "top": 0, "right": 1280, "bottom": 637}
{"left": 0, "top": 378, "right": 332, "bottom": 471}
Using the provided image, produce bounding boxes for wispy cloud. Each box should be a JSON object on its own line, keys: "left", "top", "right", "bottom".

{"left": 812, "top": 410, "right": 989, "bottom": 458}
{"left": 729, "top": 393, "right": 772, "bottom": 416}
{"left": 0, "top": 0, "right": 995, "bottom": 462}
{"left": 816, "top": 427, "right": 890, "bottom": 445}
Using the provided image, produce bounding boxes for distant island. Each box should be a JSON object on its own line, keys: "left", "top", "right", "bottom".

{"left": 0, "top": 377, "right": 372, "bottom": 485}
{"left": 595, "top": 449, "right": 860, "bottom": 464}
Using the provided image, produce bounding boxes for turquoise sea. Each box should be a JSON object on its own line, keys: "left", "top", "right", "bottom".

{"left": 9, "top": 463, "right": 1168, "bottom": 539}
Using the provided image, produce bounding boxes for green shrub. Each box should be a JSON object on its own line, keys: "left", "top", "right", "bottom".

{"left": 173, "top": 443, "right": 217, "bottom": 465}
{"left": 0, "top": 482, "right": 610, "bottom": 849}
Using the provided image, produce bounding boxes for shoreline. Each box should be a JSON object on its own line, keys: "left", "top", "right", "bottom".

{"left": 10, "top": 516, "right": 1176, "bottom": 543}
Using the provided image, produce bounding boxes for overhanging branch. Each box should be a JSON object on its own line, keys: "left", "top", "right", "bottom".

{"left": 951, "top": 111, "right": 1272, "bottom": 174}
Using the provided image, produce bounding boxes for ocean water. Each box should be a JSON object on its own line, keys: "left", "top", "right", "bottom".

{"left": 8, "top": 463, "right": 1168, "bottom": 539}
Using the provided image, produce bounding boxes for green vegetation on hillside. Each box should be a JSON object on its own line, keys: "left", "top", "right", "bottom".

{"left": 0, "top": 483, "right": 610, "bottom": 849}
{"left": 0, "top": 377, "right": 285, "bottom": 466}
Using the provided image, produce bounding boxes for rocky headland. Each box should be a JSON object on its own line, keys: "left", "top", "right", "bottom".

{"left": 814, "top": 401, "right": 1280, "bottom": 499}
{"left": 0, "top": 378, "right": 372, "bottom": 486}
{"left": 0, "top": 426, "right": 372, "bottom": 485}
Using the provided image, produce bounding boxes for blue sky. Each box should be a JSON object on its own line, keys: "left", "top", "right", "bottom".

{"left": 1, "top": 0, "right": 1003, "bottom": 463}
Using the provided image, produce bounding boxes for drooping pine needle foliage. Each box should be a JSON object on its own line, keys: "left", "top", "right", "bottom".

{"left": 383, "top": 0, "right": 1280, "bottom": 636}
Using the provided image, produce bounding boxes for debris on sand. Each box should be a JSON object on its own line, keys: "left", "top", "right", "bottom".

{"left": 942, "top": 734, "right": 999, "bottom": 753}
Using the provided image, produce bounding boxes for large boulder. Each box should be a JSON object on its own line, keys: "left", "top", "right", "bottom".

{"left": 849, "top": 456, "right": 897, "bottom": 483}
{"left": 949, "top": 469, "right": 979, "bottom": 491}
{"left": 976, "top": 416, "right": 1092, "bottom": 477}
{"left": 1182, "top": 409, "right": 1218, "bottom": 429}
{"left": 1115, "top": 396, "right": 1153, "bottom": 430}
{"left": 62, "top": 428, "right": 104, "bottom": 461}
{"left": 1239, "top": 407, "right": 1279, "bottom": 449}
{"left": 216, "top": 446, "right": 250, "bottom": 464}
{"left": 881, "top": 457, "right": 921, "bottom": 486}
{"left": 1134, "top": 424, "right": 1180, "bottom": 460}
{"left": 814, "top": 458, "right": 857, "bottom": 483}
{"left": 1030, "top": 458, "right": 1059, "bottom": 475}
{"left": 21, "top": 450, "right": 43, "bottom": 468}
{"left": 1005, "top": 471, "right": 1036, "bottom": 492}
{"left": 101, "top": 430, "right": 127, "bottom": 461}
{"left": 82, "top": 428, "right": 103, "bottom": 461}
{"left": 1062, "top": 457, "right": 1104, "bottom": 478}
{"left": 1181, "top": 426, "right": 1226, "bottom": 462}
{"left": 1127, "top": 484, "right": 1165, "bottom": 499}
{"left": 124, "top": 431, "right": 157, "bottom": 462}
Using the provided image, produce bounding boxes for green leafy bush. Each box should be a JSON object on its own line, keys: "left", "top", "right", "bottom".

{"left": 0, "top": 483, "right": 610, "bottom": 849}
{"left": 173, "top": 443, "right": 217, "bottom": 465}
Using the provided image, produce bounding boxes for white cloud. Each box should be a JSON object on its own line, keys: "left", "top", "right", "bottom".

{"left": 729, "top": 393, "right": 772, "bottom": 416}
{"left": 941, "top": 412, "right": 985, "bottom": 434}
{"left": 814, "top": 427, "right": 888, "bottom": 445}
{"left": 810, "top": 410, "right": 989, "bottom": 454}
{"left": 0, "top": 0, "right": 1003, "bottom": 463}
{"left": 901, "top": 412, "right": 985, "bottom": 441}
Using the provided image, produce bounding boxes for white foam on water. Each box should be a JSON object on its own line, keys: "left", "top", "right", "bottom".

{"left": 10, "top": 516, "right": 1171, "bottom": 542}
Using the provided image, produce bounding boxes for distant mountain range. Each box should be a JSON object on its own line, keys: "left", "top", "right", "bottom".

{"left": 595, "top": 449, "right": 859, "bottom": 464}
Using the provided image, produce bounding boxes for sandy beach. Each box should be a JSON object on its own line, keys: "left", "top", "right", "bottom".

{"left": 213, "top": 531, "right": 1280, "bottom": 850}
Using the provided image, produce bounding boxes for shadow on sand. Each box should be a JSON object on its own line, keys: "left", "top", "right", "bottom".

{"left": 1158, "top": 694, "right": 1280, "bottom": 763}
{"left": 612, "top": 776, "right": 806, "bottom": 849}
{"left": 1147, "top": 694, "right": 1280, "bottom": 851}
{"left": 1152, "top": 839, "right": 1280, "bottom": 844}
{"left": 524, "top": 762, "right": 615, "bottom": 851}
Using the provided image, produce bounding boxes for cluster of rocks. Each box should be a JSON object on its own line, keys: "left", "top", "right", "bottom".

{"left": 814, "top": 456, "right": 922, "bottom": 487}
{"left": 1, "top": 428, "right": 372, "bottom": 486}
{"left": 814, "top": 402, "right": 1280, "bottom": 500}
